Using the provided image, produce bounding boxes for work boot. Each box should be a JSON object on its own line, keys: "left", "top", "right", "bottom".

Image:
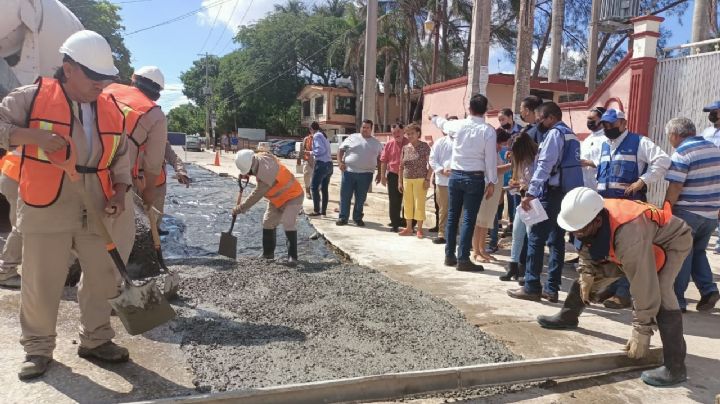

{"left": 78, "top": 341, "right": 129, "bottom": 363}
{"left": 507, "top": 287, "right": 541, "bottom": 302}
{"left": 0, "top": 267, "right": 21, "bottom": 288}
{"left": 517, "top": 264, "right": 526, "bottom": 286}
{"left": 696, "top": 291, "right": 719, "bottom": 312}
{"left": 262, "top": 228, "right": 276, "bottom": 260}
{"left": 641, "top": 308, "right": 687, "bottom": 387}
{"left": 604, "top": 295, "right": 632, "bottom": 309}
{"left": 18, "top": 355, "right": 52, "bottom": 380}
{"left": 457, "top": 261, "right": 484, "bottom": 272}
{"left": 285, "top": 231, "right": 298, "bottom": 267}
{"left": 444, "top": 256, "right": 458, "bottom": 267}
{"left": 499, "top": 262, "right": 519, "bottom": 281}
{"left": 537, "top": 281, "right": 585, "bottom": 329}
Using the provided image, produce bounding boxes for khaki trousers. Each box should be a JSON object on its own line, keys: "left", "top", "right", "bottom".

{"left": 263, "top": 194, "right": 304, "bottom": 231}
{"left": 21, "top": 231, "right": 117, "bottom": 357}
{"left": 0, "top": 174, "right": 22, "bottom": 270}
{"left": 303, "top": 160, "right": 314, "bottom": 191}
{"left": 112, "top": 191, "right": 136, "bottom": 265}
{"left": 436, "top": 185, "right": 449, "bottom": 238}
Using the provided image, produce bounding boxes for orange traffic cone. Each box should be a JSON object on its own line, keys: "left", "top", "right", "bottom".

{"left": 214, "top": 151, "right": 220, "bottom": 166}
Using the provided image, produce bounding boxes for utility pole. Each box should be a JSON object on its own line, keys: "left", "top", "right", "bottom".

{"left": 200, "top": 53, "right": 215, "bottom": 149}
{"left": 362, "top": 0, "right": 378, "bottom": 124}
{"left": 585, "top": 0, "right": 600, "bottom": 96}
{"left": 548, "top": 0, "right": 565, "bottom": 83}
{"left": 692, "top": 0, "right": 711, "bottom": 43}
{"left": 511, "top": 0, "right": 536, "bottom": 113}
{"left": 431, "top": 1, "right": 440, "bottom": 84}
{"left": 466, "top": 0, "right": 492, "bottom": 96}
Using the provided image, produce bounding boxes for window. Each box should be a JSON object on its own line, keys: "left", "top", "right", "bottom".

{"left": 315, "top": 96, "right": 324, "bottom": 115}
{"left": 335, "top": 96, "right": 356, "bottom": 115}
{"left": 302, "top": 100, "right": 310, "bottom": 117}
{"left": 558, "top": 93, "right": 585, "bottom": 103}
{"left": 530, "top": 89, "right": 554, "bottom": 102}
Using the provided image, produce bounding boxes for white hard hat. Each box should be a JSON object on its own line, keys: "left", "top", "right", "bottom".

{"left": 134, "top": 66, "right": 165, "bottom": 89}
{"left": 556, "top": 187, "right": 605, "bottom": 231}
{"left": 235, "top": 150, "right": 254, "bottom": 175}
{"left": 59, "top": 30, "right": 118, "bottom": 77}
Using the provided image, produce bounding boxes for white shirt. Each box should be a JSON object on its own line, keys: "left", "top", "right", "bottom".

{"left": 701, "top": 126, "right": 720, "bottom": 147}
{"left": 79, "top": 103, "right": 94, "bottom": 157}
{"left": 601, "top": 130, "right": 671, "bottom": 185}
{"left": 340, "top": 133, "right": 383, "bottom": 173}
{"left": 431, "top": 116, "right": 498, "bottom": 184}
{"left": 580, "top": 129, "right": 606, "bottom": 190}
{"left": 429, "top": 135, "right": 453, "bottom": 186}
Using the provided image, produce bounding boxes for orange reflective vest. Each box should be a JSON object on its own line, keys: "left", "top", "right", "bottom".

{"left": 606, "top": 199, "right": 672, "bottom": 272}
{"left": 20, "top": 78, "right": 124, "bottom": 207}
{"left": 265, "top": 163, "right": 303, "bottom": 208}
{"left": 302, "top": 135, "right": 313, "bottom": 161}
{"left": 103, "top": 83, "right": 159, "bottom": 179}
{"left": 1, "top": 151, "right": 21, "bottom": 182}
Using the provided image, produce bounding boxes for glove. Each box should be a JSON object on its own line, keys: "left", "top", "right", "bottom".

{"left": 624, "top": 327, "right": 652, "bottom": 359}
{"left": 579, "top": 273, "right": 594, "bottom": 305}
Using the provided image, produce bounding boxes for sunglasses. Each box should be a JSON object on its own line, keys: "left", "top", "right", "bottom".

{"left": 77, "top": 62, "right": 117, "bottom": 83}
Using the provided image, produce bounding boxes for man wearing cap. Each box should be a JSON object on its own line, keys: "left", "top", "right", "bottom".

{"left": 104, "top": 66, "right": 168, "bottom": 263}
{"left": 591, "top": 108, "right": 671, "bottom": 309}
{"left": 700, "top": 100, "right": 720, "bottom": 253}
{"left": 537, "top": 187, "right": 692, "bottom": 387}
{"left": 0, "top": 30, "right": 132, "bottom": 379}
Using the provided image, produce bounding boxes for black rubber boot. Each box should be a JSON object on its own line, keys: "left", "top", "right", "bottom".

{"left": 500, "top": 262, "right": 520, "bottom": 281}
{"left": 537, "top": 281, "right": 585, "bottom": 329}
{"left": 517, "top": 264, "right": 526, "bottom": 286}
{"left": 262, "top": 228, "right": 276, "bottom": 259}
{"left": 641, "top": 308, "right": 687, "bottom": 387}
{"left": 285, "top": 231, "right": 298, "bottom": 266}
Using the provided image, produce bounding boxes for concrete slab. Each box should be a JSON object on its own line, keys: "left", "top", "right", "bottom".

{"left": 187, "top": 147, "right": 720, "bottom": 403}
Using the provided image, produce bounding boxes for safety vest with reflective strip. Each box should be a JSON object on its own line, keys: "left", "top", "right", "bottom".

{"left": 103, "top": 84, "right": 159, "bottom": 179}
{"left": 597, "top": 132, "right": 645, "bottom": 200}
{"left": 605, "top": 198, "right": 671, "bottom": 272}
{"left": 20, "top": 77, "right": 124, "bottom": 207}
{"left": 265, "top": 163, "right": 303, "bottom": 208}
{"left": 302, "top": 135, "right": 313, "bottom": 161}
{"left": 1, "top": 150, "right": 21, "bottom": 182}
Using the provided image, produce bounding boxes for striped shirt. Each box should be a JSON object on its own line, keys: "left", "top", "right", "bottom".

{"left": 666, "top": 136, "right": 720, "bottom": 218}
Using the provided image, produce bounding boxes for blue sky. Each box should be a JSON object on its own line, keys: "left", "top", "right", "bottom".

{"left": 116, "top": 0, "right": 694, "bottom": 112}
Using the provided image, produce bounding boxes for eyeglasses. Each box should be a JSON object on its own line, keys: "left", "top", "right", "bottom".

{"left": 77, "top": 62, "right": 117, "bottom": 84}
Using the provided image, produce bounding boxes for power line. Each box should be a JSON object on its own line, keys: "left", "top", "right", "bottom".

{"left": 210, "top": 0, "right": 241, "bottom": 54}
{"left": 219, "top": 0, "right": 256, "bottom": 54}
{"left": 198, "top": 2, "right": 225, "bottom": 54}
{"left": 124, "top": 0, "right": 234, "bottom": 36}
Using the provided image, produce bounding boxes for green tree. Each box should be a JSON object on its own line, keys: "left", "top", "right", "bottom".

{"left": 167, "top": 104, "right": 205, "bottom": 135}
{"left": 60, "top": 0, "right": 132, "bottom": 81}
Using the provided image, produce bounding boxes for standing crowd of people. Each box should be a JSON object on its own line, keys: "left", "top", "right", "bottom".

{"left": 293, "top": 91, "right": 719, "bottom": 389}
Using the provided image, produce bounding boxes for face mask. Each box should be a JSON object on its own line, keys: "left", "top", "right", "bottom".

{"left": 537, "top": 121, "right": 548, "bottom": 133}
{"left": 710, "top": 112, "right": 718, "bottom": 123}
{"left": 501, "top": 123, "right": 512, "bottom": 130}
{"left": 605, "top": 127, "right": 621, "bottom": 140}
{"left": 587, "top": 120, "right": 598, "bottom": 131}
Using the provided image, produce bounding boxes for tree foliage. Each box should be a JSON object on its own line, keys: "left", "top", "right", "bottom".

{"left": 167, "top": 103, "right": 205, "bottom": 135}
{"left": 60, "top": 0, "right": 133, "bottom": 82}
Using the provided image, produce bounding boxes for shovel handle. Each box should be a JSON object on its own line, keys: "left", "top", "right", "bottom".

{"left": 229, "top": 214, "right": 237, "bottom": 233}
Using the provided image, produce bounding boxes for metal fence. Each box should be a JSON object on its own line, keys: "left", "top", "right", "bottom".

{"left": 646, "top": 51, "right": 720, "bottom": 205}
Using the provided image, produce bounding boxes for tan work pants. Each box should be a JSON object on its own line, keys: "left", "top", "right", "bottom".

{"left": 262, "top": 194, "right": 304, "bottom": 231}
{"left": 21, "top": 231, "right": 117, "bottom": 357}
{"left": 0, "top": 174, "right": 22, "bottom": 270}
{"left": 436, "top": 185, "right": 448, "bottom": 238}
{"left": 151, "top": 182, "right": 168, "bottom": 228}
{"left": 303, "top": 160, "right": 314, "bottom": 192}
{"left": 112, "top": 191, "right": 136, "bottom": 265}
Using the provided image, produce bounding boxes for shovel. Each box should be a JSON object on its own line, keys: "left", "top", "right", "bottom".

{"left": 218, "top": 176, "right": 249, "bottom": 259}
{"left": 146, "top": 204, "right": 181, "bottom": 299}
{"left": 49, "top": 139, "right": 175, "bottom": 336}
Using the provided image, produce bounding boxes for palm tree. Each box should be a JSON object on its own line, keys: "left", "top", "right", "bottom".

{"left": 512, "top": 0, "right": 535, "bottom": 112}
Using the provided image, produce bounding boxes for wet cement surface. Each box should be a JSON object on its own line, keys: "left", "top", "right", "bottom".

{"left": 159, "top": 164, "right": 521, "bottom": 394}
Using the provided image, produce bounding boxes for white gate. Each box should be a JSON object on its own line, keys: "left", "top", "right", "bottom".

{"left": 646, "top": 51, "right": 720, "bottom": 205}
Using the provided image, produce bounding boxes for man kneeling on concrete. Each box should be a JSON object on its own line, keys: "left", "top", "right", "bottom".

{"left": 233, "top": 150, "right": 304, "bottom": 265}
{"left": 537, "top": 187, "right": 691, "bottom": 386}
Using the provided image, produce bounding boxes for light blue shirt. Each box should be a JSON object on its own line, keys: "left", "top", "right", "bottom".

{"left": 527, "top": 125, "right": 565, "bottom": 198}
{"left": 312, "top": 131, "right": 332, "bottom": 163}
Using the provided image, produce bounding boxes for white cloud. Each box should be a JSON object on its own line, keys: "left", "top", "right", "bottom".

{"left": 158, "top": 83, "right": 192, "bottom": 112}
{"left": 197, "top": 1, "right": 278, "bottom": 35}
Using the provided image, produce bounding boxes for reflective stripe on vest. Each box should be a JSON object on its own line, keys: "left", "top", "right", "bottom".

{"left": 20, "top": 78, "right": 124, "bottom": 207}
{"left": 597, "top": 133, "right": 643, "bottom": 200}
{"left": 104, "top": 84, "right": 158, "bottom": 178}
{"left": 1, "top": 151, "right": 21, "bottom": 182}
{"left": 605, "top": 199, "right": 672, "bottom": 272}
{"left": 265, "top": 164, "right": 303, "bottom": 208}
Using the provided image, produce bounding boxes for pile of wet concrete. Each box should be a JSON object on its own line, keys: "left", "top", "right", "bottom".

{"left": 152, "top": 164, "right": 521, "bottom": 396}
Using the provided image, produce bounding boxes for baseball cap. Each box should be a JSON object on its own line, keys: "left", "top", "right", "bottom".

{"left": 599, "top": 109, "right": 626, "bottom": 124}
{"left": 703, "top": 100, "right": 720, "bottom": 112}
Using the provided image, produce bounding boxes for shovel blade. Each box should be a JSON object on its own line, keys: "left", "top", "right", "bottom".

{"left": 108, "top": 279, "right": 176, "bottom": 336}
{"left": 162, "top": 273, "right": 182, "bottom": 300}
{"left": 218, "top": 232, "right": 237, "bottom": 259}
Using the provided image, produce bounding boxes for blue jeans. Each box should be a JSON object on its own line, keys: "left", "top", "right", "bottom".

{"left": 510, "top": 207, "right": 528, "bottom": 263}
{"left": 446, "top": 171, "right": 485, "bottom": 262}
{"left": 508, "top": 193, "right": 521, "bottom": 223}
{"left": 311, "top": 161, "right": 333, "bottom": 214}
{"left": 523, "top": 188, "right": 565, "bottom": 294}
{"left": 606, "top": 277, "right": 631, "bottom": 299}
{"left": 673, "top": 208, "right": 719, "bottom": 308}
{"left": 339, "top": 171, "right": 373, "bottom": 222}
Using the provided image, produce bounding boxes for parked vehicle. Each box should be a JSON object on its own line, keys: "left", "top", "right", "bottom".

{"left": 330, "top": 134, "right": 350, "bottom": 158}
{"left": 273, "top": 141, "right": 298, "bottom": 159}
{"left": 183, "top": 135, "right": 204, "bottom": 152}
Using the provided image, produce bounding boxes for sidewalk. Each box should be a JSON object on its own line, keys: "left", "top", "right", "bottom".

{"left": 189, "top": 148, "right": 720, "bottom": 403}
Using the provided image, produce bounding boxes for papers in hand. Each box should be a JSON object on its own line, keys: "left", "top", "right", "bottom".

{"left": 518, "top": 198, "right": 548, "bottom": 227}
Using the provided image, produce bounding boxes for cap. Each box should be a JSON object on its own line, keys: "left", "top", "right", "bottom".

{"left": 703, "top": 101, "right": 720, "bottom": 112}
{"left": 599, "top": 109, "right": 626, "bottom": 124}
